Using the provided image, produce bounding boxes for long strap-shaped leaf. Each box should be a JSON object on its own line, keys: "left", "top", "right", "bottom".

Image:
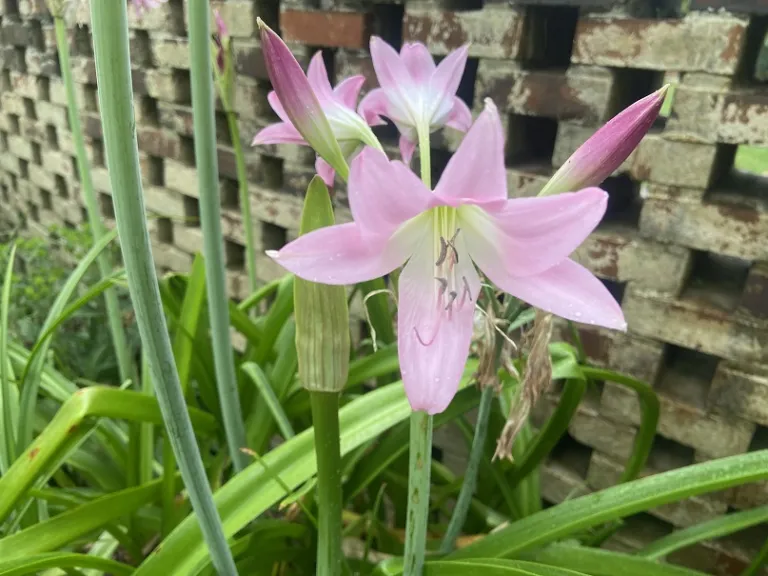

{"left": 449, "top": 450, "right": 768, "bottom": 560}
{"left": 0, "top": 243, "right": 18, "bottom": 473}
{"left": 0, "top": 553, "right": 132, "bottom": 576}
{"left": 16, "top": 229, "right": 118, "bottom": 452}
{"left": 134, "top": 364, "right": 478, "bottom": 576}
{"left": 0, "top": 386, "right": 216, "bottom": 523}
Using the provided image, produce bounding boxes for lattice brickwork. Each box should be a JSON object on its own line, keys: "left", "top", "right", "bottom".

{"left": 1, "top": 0, "right": 768, "bottom": 572}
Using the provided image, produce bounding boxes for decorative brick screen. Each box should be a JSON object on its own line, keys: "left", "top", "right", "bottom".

{"left": 1, "top": 0, "right": 768, "bottom": 572}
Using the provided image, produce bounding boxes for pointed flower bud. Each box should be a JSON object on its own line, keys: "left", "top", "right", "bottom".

{"left": 212, "top": 10, "right": 229, "bottom": 75}
{"left": 211, "top": 9, "right": 235, "bottom": 110}
{"left": 539, "top": 85, "right": 669, "bottom": 197}
{"left": 257, "top": 18, "right": 349, "bottom": 180}
{"left": 293, "top": 176, "right": 350, "bottom": 393}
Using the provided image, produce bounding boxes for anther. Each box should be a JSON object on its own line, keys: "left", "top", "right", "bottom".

{"left": 447, "top": 228, "right": 461, "bottom": 264}
{"left": 462, "top": 276, "right": 473, "bottom": 301}
{"left": 413, "top": 327, "right": 437, "bottom": 347}
{"left": 435, "top": 237, "right": 448, "bottom": 267}
{"left": 444, "top": 291, "right": 458, "bottom": 310}
{"left": 435, "top": 277, "right": 448, "bottom": 295}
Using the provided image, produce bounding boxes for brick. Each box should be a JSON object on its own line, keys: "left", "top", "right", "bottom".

{"left": 506, "top": 167, "right": 551, "bottom": 198}
{"left": 404, "top": 5, "right": 526, "bottom": 60}
{"left": 137, "top": 128, "right": 182, "bottom": 160}
{"left": 540, "top": 461, "right": 591, "bottom": 504}
{"left": 185, "top": 1, "right": 254, "bottom": 38}
{"left": 476, "top": 61, "right": 613, "bottom": 123}
{"left": 572, "top": 14, "right": 748, "bottom": 75}
{"left": 150, "top": 37, "right": 190, "bottom": 70}
{"left": 281, "top": 9, "right": 371, "bottom": 50}
{"left": 740, "top": 264, "right": 768, "bottom": 321}
{"left": 25, "top": 47, "right": 58, "bottom": 77}
{"left": 234, "top": 42, "right": 269, "bottom": 81}
{"left": 569, "top": 406, "right": 637, "bottom": 462}
{"left": 640, "top": 191, "right": 768, "bottom": 262}
{"left": 133, "top": 69, "right": 190, "bottom": 104}
{"left": 144, "top": 186, "right": 186, "bottom": 219}
{"left": 709, "top": 362, "right": 768, "bottom": 427}
{"left": 164, "top": 159, "right": 199, "bottom": 195}
{"left": 623, "top": 287, "right": 768, "bottom": 365}
{"left": 690, "top": 0, "right": 768, "bottom": 13}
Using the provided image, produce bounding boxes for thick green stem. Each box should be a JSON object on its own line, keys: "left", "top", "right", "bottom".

{"left": 416, "top": 124, "right": 432, "bottom": 189}
{"left": 309, "top": 391, "right": 343, "bottom": 576}
{"left": 54, "top": 16, "right": 133, "bottom": 389}
{"left": 88, "top": 2, "right": 237, "bottom": 574}
{"left": 439, "top": 385, "right": 494, "bottom": 553}
{"left": 225, "top": 110, "right": 257, "bottom": 299}
{"left": 404, "top": 410, "right": 433, "bottom": 576}
{"left": 188, "top": 0, "right": 248, "bottom": 473}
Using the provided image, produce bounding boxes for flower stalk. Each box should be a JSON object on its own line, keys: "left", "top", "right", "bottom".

{"left": 88, "top": 1, "right": 236, "bottom": 573}
{"left": 53, "top": 15, "right": 134, "bottom": 389}
{"left": 188, "top": 0, "right": 248, "bottom": 473}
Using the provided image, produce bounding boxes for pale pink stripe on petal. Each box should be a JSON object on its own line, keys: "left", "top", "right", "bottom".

{"left": 401, "top": 42, "right": 435, "bottom": 83}
{"left": 333, "top": 75, "right": 366, "bottom": 109}
{"left": 251, "top": 122, "right": 305, "bottom": 145}
{"left": 358, "top": 88, "right": 390, "bottom": 126}
{"left": 429, "top": 45, "right": 468, "bottom": 123}
{"left": 475, "top": 257, "right": 627, "bottom": 331}
{"left": 370, "top": 36, "right": 412, "bottom": 90}
{"left": 267, "top": 91, "right": 290, "bottom": 123}
{"left": 397, "top": 233, "right": 478, "bottom": 414}
{"left": 445, "top": 97, "right": 472, "bottom": 132}
{"left": 266, "top": 222, "right": 414, "bottom": 285}
{"left": 434, "top": 100, "right": 507, "bottom": 205}
{"left": 307, "top": 51, "right": 334, "bottom": 100}
{"left": 315, "top": 157, "right": 335, "bottom": 187}
{"left": 399, "top": 134, "right": 416, "bottom": 165}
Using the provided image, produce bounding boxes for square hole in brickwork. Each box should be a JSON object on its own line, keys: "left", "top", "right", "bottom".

{"left": 1, "top": 69, "right": 11, "bottom": 92}
{"left": 1, "top": 185, "right": 8, "bottom": 203}
{"left": 157, "top": 217, "right": 174, "bottom": 244}
{"left": 179, "top": 136, "right": 196, "bottom": 165}
{"left": 37, "top": 76, "right": 50, "bottom": 102}
{"left": 131, "top": 31, "right": 153, "bottom": 67}
{"left": 372, "top": 3, "right": 405, "bottom": 49}
{"left": 147, "top": 156, "right": 164, "bottom": 186}
{"left": 749, "top": 425, "right": 768, "bottom": 452}
{"left": 172, "top": 69, "right": 192, "bottom": 105}
{"left": 73, "top": 25, "right": 92, "bottom": 57}
{"left": 656, "top": 344, "right": 719, "bottom": 411}
{"left": 599, "top": 174, "right": 642, "bottom": 229}
{"left": 55, "top": 174, "right": 68, "bottom": 198}
{"left": 18, "top": 159, "right": 28, "bottom": 180}
{"left": 3, "top": 0, "right": 18, "bottom": 14}
{"left": 444, "top": 0, "right": 482, "bottom": 9}
{"left": 139, "top": 97, "right": 160, "bottom": 127}
{"left": 456, "top": 58, "right": 478, "bottom": 111}
{"left": 28, "top": 201, "right": 39, "bottom": 222}
{"left": 214, "top": 111, "right": 231, "bottom": 145}
{"left": 84, "top": 85, "right": 99, "bottom": 113}
{"left": 100, "top": 193, "right": 115, "bottom": 219}
{"left": 737, "top": 15, "right": 768, "bottom": 84}
{"left": 647, "top": 435, "right": 695, "bottom": 473}
{"left": 261, "top": 221, "right": 287, "bottom": 252}
{"left": 260, "top": 155, "right": 284, "bottom": 189}
{"left": 31, "top": 142, "right": 42, "bottom": 165}
{"left": 9, "top": 115, "right": 20, "bottom": 135}
{"left": 13, "top": 47, "right": 26, "bottom": 73}
{"left": 225, "top": 239, "right": 245, "bottom": 270}
{"left": 23, "top": 98, "right": 37, "bottom": 121}
{"left": 46, "top": 125, "right": 59, "bottom": 150}
{"left": 40, "top": 188, "right": 52, "bottom": 211}
{"left": 623, "top": 512, "right": 675, "bottom": 542}
{"left": 221, "top": 179, "right": 239, "bottom": 209}
{"left": 183, "top": 195, "right": 200, "bottom": 226}
{"left": 683, "top": 251, "right": 750, "bottom": 312}
{"left": 550, "top": 432, "right": 593, "bottom": 479}
{"left": 92, "top": 139, "right": 105, "bottom": 167}
{"left": 0, "top": 131, "right": 8, "bottom": 152}
{"left": 27, "top": 19, "right": 44, "bottom": 51}
{"left": 72, "top": 157, "right": 80, "bottom": 182}
{"left": 609, "top": 69, "right": 667, "bottom": 129}
{"left": 505, "top": 114, "right": 557, "bottom": 167}
{"left": 521, "top": 6, "right": 579, "bottom": 68}
{"left": 167, "top": 0, "right": 187, "bottom": 35}
{"left": 79, "top": 206, "right": 87, "bottom": 223}
{"left": 732, "top": 145, "right": 768, "bottom": 193}
{"left": 599, "top": 278, "right": 627, "bottom": 305}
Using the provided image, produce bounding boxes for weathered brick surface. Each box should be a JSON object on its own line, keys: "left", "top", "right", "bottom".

{"left": 2, "top": 1, "right": 768, "bottom": 570}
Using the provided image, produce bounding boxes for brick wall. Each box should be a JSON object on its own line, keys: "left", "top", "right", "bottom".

{"left": 1, "top": 0, "right": 768, "bottom": 572}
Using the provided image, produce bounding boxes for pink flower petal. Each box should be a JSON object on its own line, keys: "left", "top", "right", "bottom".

{"left": 370, "top": 36, "right": 412, "bottom": 90}
{"left": 333, "top": 75, "right": 366, "bottom": 109}
{"left": 463, "top": 187, "right": 608, "bottom": 277}
{"left": 397, "top": 231, "right": 479, "bottom": 414}
{"left": 267, "top": 222, "right": 418, "bottom": 285}
{"left": 251, "top": 122, "right": 305, "bottom": 146}
{"left": 399, "top": 135, "right": 416, "bottom": 165}
{"left": 400, "top": 42, "right": 435, "bottom": 83}
{"left": 348, "top": 148, "right": 435, "bottom": 238}
{"left": 315, "top": 157, "right": 335, "bottom": 187}
{"left": 429, "top": 45, "right": 468, "bottom": 123}
{"left": 434, "top": 100, "right": 506, "bottom": 205}
{"left": 540, "top": 86, "right": 668, "bottom": 196}
{"left": 358, "top": 88, "right": 390, "bottom": 126}
{"left": 475, "top": 257, "right": 627, "bottom": 331}
{"left": 446, "top": 96, "right": 472, "bottom": 132}
{"left": 307, "top": 51, "right": 334, "bottom": 100}
{"left": 267, "top": 91, "right": 290, "bottom": 123}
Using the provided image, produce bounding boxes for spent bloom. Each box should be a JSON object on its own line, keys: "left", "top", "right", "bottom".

{"left": 267, "top": 101, "right": 625, "bottom": 414}
{"left": 359, "top": 38, "right": 472, "bottom": 164}
{"left": 252, "top": 19, "right": 380, "bottom": 186}
{"left": 131, "top": 0, "right": 166, "bottom": 16}
{"left": 212, "top": 10, "right": 229, "bottom": 75}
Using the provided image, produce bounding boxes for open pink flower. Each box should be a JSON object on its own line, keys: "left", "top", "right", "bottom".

{"left": 252, "top": 50, "right": 378, "bottom": 186}
{"left": 267, "top": 100, "right": 625, "bottom": 415}
{"left": 359, "top": 38, "right": 472, "bottom": 164}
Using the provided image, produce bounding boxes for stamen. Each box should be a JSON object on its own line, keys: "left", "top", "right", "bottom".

{"left": 413, "top": 326, "right": 437, "bottom": 347}
{"left": 446, "top": 228, "right": 461, "bottom": 264}
{"left": 435, "top": 277, "right": 448, "bottom": 295}
{"left": 462, "top": 276, "right": 473, "bottom": 302}
{"left": 444, "top": 290, "right": 458, "bottom": 310}
{"left": 435, "top": 237, "right": 448, "bottom": 266}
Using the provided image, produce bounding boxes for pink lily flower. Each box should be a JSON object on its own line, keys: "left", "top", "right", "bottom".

{"left": 359, "top": 38, "right": 473, "bottom": 165}
{"left": 252, "top": 22, "right": 380, "bottom": 186}
{"left": 540, "top": 85, "right": 669, "bottom": 196}
{"left": 267, "top": 100, "right": 625, "bottom": 415}
{"left": 131, "top": 0, "right": 166, "bottom": 16}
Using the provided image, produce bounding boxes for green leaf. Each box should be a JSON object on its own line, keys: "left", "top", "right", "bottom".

{"left": 0, "top": 480, "right": 164, "bottom": 559}
{"left": 0, "top": 242, "right": 18, "bottom": 474}
{"left": 346, "top": 345, "right": 400, "bottom": 389}
{"left": 359, "top": 278, "right": 396, "bottom": 347}
{"left": 238, "top": 276, "right": 283, "bottom": 313}
{"left": 639, "top": 504, "right": 768, "bottom": 560}
{"left": 449, "top": 450, "right": 768, "bottom": 560}
{"left": 135, "top": 362, "right": 478, "bottom": 576}
{"left": 0, "top": 553, "right": 132, "bottom": 576}
{"left": 525, "top": 544, "right": 708, "bottom": 576}
{"left": 242, "top": 362, "right": 295, "bottom": 440}
{"left": 426, "top": 559, "right": 589, "bottom": 575}
{"left": 173, "top": 255, "right": 207, "bottom": 398}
